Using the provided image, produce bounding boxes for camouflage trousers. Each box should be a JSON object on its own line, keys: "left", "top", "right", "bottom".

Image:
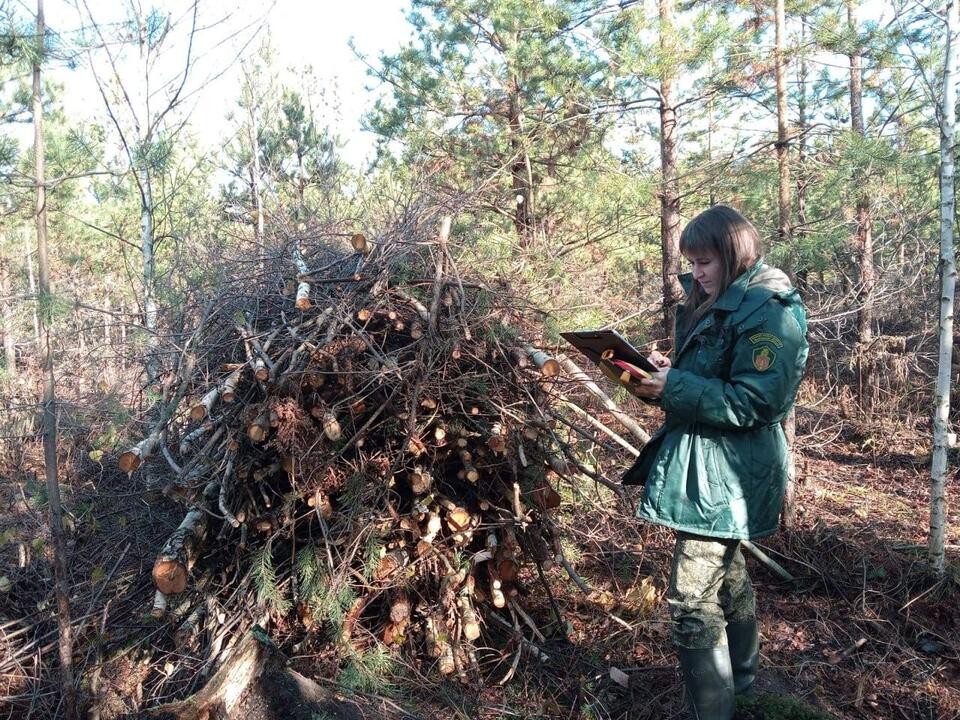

{"left": 667, "top": 532, "right": 756, "bottom": 649}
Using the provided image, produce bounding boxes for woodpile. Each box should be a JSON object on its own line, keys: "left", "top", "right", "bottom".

{"left": 121, "top": 213, "right": 646, "bottom": 680}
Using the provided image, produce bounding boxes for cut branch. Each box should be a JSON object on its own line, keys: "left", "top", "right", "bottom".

{"left": 153, "top": 508, "right": 208, "bottom": 594}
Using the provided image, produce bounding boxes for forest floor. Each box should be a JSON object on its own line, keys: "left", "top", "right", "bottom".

{"left": 1, "top": 396, "right": 958, "bottom": 720}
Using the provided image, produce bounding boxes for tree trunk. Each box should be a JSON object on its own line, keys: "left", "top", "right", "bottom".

{"left": 1, "top": 257, "right": 16, "bottom": 376}
{"left": 24, "top": 230, "right": 39, "bottom": 344}
{"left": 659, "top": 0, "right": 684, "bottom": 348}
{"left": 775, "top": 0, "right": 790, "bottom": 246}
{"left": 930, "top": 0, "right": 958, "bottom": 578}
{"left": 509, "top": 71, "right": 534, "bottom": 248}
{"left": 103, "top": 293, "right": 111, "bottom": 348}
{"left": 34, "top": 2, "right": 76, "bottom": 714}
{"left": 795, "top": 18, "right": 809, "bottom": 294}
{"left": 141, "top": 165, "right": 160, "bottom": 385}
{"left": 775, "top": 0, "right": 798, "bottom": 529}
{"left": 75, "top": 307, "right": 85, "bottom": 353}
{"left": 848, "top": 0, "right": 874, "bottom": 345}
{"left": 140, "top": 628, "right": 274, "bottom": 719}
{"left": 243, "top": 71, "right": 265, "bottom": 262}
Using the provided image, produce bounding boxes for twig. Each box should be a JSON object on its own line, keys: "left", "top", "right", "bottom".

{"left": 557, "top": 354, "right": 650, "bottom": 444}
{"left": 742, "top": 540, "right": 795, "bottom": 582}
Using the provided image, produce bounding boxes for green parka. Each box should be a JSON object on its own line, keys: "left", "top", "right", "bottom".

{"left": 625, "top": 260, "right": 809, "bottom": 540}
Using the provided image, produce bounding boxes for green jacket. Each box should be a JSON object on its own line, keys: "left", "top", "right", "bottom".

{"left": 625, "top": 260, "right": 809, "bottom": 540}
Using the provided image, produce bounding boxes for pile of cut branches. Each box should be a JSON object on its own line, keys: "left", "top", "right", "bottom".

{"left": 120, "top": 210, "right": 647, "bottom": 698}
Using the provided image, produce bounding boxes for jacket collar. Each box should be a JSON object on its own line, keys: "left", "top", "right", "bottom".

{"left": 713, "top": 259, "right": 765, "bottom": 311}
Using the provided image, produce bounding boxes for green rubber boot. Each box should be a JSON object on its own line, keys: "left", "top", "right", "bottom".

{"left": 726, "top": 619, "right": 759, "bottom": 694}
{"left": 677, "top": 646, "right": 735, "bottom": 720}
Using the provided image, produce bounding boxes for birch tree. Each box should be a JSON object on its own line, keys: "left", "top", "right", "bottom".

{"left": 77, "top": 1, "right": 202, "bottom": 386}
{"left": 76, "top": 2, "right": 254, "bottom": 387}
{"left": 930, "top": 0, "right": 958, "bottom": 577}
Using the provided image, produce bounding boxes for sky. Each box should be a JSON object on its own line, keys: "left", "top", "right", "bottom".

{"left": 39, "top": 0, "right": 412, "bottom": 168}
{"left": 18, "top": 0, "right": 906, "bottom": 174}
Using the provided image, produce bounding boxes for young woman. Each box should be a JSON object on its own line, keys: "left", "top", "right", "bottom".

{"left": 625, "top": 205, "right": 809, "bottom": 720}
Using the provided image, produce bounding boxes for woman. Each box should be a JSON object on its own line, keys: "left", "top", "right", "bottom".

{"left": 625, "top": 205, "right": 808, "bottom": 720}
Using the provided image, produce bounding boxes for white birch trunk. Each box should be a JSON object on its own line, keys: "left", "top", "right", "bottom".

{"left": 247, "top": 93, "right": 265, "bottom": 259}
{"left": 294, "top": 245, "right": 311, "bottom": 310}
{"left": 141, "top": 166, "right": 159, "bottom": 385}
{"left": 930, "top": 0, "right": 959, "bottom": 577}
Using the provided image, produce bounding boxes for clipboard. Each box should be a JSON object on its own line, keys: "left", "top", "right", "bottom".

{"left": 560, "top": 330, "right": 658, "bottom": 375}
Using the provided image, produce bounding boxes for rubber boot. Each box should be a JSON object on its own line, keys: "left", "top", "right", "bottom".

{"left": 726, "top": 619, "right": 759, "bottom": 694}
{"left": 677, "top": 646, "right": 735, "bottom": 720}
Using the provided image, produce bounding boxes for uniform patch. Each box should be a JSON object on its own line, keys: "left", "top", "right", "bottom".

{"left": 752, "top": 345, "right": 776, "bottom": 372}
{"left": 749, "top": 331, "right": 784, "bottom": 348}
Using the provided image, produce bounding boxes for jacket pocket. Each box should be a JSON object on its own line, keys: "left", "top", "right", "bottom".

{"left": 696, "top": 433, "right": 729, "bottom": 508}
{"left": 622, "top": 433, "right": 665, "bottom": 486}
{"left": 716, "top": 434, "right": 750, "bottom": 501}
{"left": 721, "top": 427, "right": 785, "bottom": 502}
{"left": 692, "top": 332, "right": 727, "bottom": 377}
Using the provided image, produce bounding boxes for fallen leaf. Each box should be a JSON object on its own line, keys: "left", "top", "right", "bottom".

{"left": 609, "top": 666, "right": 630, "bottom": 688}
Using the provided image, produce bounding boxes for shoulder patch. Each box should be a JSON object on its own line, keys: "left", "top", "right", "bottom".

{"left": 752, "top": 345, "right": 776, "bottom": 372}
{"left": 749, "top": 331, "right": 784, "bottom": 348}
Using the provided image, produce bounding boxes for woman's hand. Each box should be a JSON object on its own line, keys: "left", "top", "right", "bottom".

{"left": 635, "top": 368, "right": 670, "bottom": 399}
{"left": 648, "top": 350, "right": 672, "bottom": 369}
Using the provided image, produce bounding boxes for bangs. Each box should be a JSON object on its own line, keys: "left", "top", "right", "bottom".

{"left": 679, "top": 224, "right": 717, "bottom": 257}
{"left": 679, "top": 205, "right": 760, "bottom": 267}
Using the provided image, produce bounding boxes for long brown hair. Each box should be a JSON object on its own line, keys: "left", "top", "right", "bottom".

{"left": 678, "top": 205, "right": 761, "bottom": 331}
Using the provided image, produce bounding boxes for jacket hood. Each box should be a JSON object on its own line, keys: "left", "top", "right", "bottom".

{"left": 678, "top": 259, "right": 793, "bottom": 298}
{"left": 747, "top": 263, "right": 793, "bottom": 294}
{"left": 693, "top": 259, "right": 794, "bottom": 312}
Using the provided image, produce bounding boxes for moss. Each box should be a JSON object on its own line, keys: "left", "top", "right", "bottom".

{"left": 735, "top": 693, "right": 835, "bottom": 720}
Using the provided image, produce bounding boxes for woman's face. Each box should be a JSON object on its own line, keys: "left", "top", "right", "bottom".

{"left": 685, "top": 250, "right": 722, "bottom": 296}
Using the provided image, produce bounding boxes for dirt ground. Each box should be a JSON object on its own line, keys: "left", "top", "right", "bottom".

{"left": 1, "top": 401, "right": 958, "bottom": 720}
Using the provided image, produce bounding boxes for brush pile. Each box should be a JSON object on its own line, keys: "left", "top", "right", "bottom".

{"left": 119, "top": 211, "right": 647, "bottom": 686}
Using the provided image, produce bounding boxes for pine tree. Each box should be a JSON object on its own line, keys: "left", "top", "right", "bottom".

{"left": 368, "top": 0, "right": 611, "bottom": 249}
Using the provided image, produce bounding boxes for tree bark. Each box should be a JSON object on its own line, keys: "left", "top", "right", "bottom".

{"left": 795, "top": 17, "right": 809, "bottom": 294}
{"left": 930, "top": 0, "right": 958, "bottom": 577}
{"left": 140, "top": 165, "right": 160, "bottom": 384}
{"left": 153, "top": 508, "right": 208, "bottom": 594}
{"left": 34, "top": 2, "right": 76, "bottom": 715}
{"left": 659, "top": 0, "right": 684, "bottom": 348}
{"left": 509, "top": 67, "right": 534, "bottom": 247}
{"left": 24, "top": 230, "right": 39, "bottom": 344}
{"left": 119, "top": 428, "right": 164, "bottom": 473}
{"left": 140, "top": 628, "right": 273, "bottom": 719}
{"left": 775, "top": 0, "right": 790, "bottom": 246}
{"left": 775, "top": 0, "right": 798, "bottom": 529}
{"left": 848, "top": 0, "right": 874, "bottom": 345}
{"left": 242, "top": 65, "right": 266, "bottom": 264}
{"left": 1, "top": 256, "right": 16, "bottom": 376}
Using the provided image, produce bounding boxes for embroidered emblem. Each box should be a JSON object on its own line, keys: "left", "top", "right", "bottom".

{"left": 749, "top": 331, "right": 784, "bottom": 348}
{"left": 752, "top": 346, "right": 776, "bottom": 372}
